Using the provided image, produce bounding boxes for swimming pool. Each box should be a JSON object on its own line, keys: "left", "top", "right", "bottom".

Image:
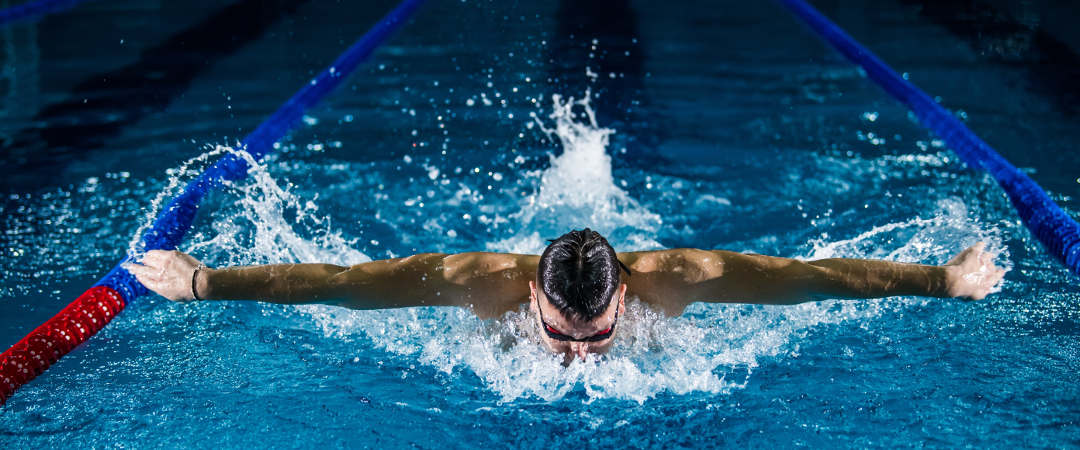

{"left": 1, "top": 0, "right": 1078, "bottom": 446}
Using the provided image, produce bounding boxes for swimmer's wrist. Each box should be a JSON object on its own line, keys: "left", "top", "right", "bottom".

{"left": 941, "top": 265, "right": 961, "bottom": 298}
{"left": 194, "top": 266, "right": 214, "bottom": 301}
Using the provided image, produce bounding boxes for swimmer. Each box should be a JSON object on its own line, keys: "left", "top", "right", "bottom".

{"left": 128, "top": 228, "right": 1005, "bottom": 361}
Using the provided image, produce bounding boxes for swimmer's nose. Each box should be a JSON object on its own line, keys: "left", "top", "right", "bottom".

{"left": 570, "top": 342, "right": 589, "bottom": 360}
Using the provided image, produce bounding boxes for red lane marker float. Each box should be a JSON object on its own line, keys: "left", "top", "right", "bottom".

{"left": 0, "top": 286, "right": 125, "bottom": 405}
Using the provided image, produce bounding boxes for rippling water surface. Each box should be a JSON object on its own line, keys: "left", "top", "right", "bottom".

{"left": 1, "top": 0, "right": 1078, "bottom": 447}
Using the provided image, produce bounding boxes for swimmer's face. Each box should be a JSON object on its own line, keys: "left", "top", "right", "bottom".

{"left": 529, "top": 280, "right": 626, "bottom": 362}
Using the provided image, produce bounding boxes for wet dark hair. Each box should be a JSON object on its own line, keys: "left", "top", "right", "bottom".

{"left": 537, "top": 228, "right": 631, "bottom": 321}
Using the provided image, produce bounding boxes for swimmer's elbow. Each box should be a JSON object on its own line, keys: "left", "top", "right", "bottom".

{"left": 747, "top": 259, "right": 831, "bottom": 305}
{"left": 778, "top": 259, "right": 836, "bottom": 303}
{"left": 326, "top": 262, "right": 390, "bottom": 308}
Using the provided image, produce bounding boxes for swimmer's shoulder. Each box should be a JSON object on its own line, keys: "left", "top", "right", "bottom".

{"left": 617, "top": 248, "right": 732, "bottom": 316}
{"left": 618, "top": 248, "right": 726, "bottom": 279}
{"left": 441, "top": 252, "right": 538, "bottom": 282}
{"left": 441, "top": 252, "right": 538, "bottom": 319}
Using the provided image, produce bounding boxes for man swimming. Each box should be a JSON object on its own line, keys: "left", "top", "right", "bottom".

{"left": 128, "top": 228, "right": 1005, "bottom": 361}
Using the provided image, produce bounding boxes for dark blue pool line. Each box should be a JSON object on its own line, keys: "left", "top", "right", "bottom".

{"left": 778, "top": 0, "right": 1080, "bottom": 278}
{"left": 0, "top": 0, "right": 90, "bottom": 26}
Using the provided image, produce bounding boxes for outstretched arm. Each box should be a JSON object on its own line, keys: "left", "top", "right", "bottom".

{"left": 127, "top": 250, "right": 537, "bottom": 318}
{"left": 622, "top": 243, "right": 1005, "bottom": 313}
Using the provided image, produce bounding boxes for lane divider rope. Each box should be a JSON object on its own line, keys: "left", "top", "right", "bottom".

{"left": 0, "top": 0, "right": 426, "bottom": 406}
{"left": 777, "top": 0, "right": 1080, "bottom": 278}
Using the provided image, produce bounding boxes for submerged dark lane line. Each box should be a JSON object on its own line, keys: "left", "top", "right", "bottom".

{"left": 4, "top": 0, "right": 312, "bottom": 189}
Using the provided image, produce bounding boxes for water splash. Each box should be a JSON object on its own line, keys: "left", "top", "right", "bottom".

{"left": 190, "top": 147, "right": 367, "bottom": 267}
{"left": 807, "top": 199, "right": 1007, "bottom": 260}
{"left": 490, "top": 91, "right": 662, "bottom": 254}
{"left": 126, "top": 145, "right": 229, "bottom": 258}
{"left": 128, "top": 144, "right": 368, "bottom": 268}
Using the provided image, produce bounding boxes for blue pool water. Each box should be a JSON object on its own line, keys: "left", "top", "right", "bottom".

{"left": 2, "top": 0, "right": 1079, "bottom": 446}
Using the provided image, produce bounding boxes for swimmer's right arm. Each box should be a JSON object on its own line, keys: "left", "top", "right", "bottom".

{"left": 128, "top": 250, "right": 537, "bottom": 317}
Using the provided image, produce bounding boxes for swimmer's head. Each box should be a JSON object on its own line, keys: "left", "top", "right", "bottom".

{"left": 530, "top": 228, "right": 630, "bottom": 359}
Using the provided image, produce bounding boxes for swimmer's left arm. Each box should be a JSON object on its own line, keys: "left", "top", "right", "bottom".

{"left": 128, "top": 250, "right": 537, "bottom": 318}
{"left": 629, "top": 243, "right": 1005, "bottom": 311}
{"left": 127, "top": 250, "right": 367, "bottom": 306}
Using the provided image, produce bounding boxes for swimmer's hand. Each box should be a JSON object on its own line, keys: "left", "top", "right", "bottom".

{"left": 943, "top": 242, "right": 1006, "bottom": 301}
{"left": 126, "top": 250, "right": 207, "bottom": 302}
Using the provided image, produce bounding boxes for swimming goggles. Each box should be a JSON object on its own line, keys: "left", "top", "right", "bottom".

{"left": 534, "top": 294, "right": 619, "bottom": 342}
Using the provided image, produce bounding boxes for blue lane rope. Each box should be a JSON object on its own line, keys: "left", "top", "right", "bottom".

{"left": 96, "top": 0, "right": 427, "bottom": 298}
{"left": 0, "top": 0, "right": 90, "bottom": 26}
{"left": 778, "top": 0, "right": 1080, "bottom": 277}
